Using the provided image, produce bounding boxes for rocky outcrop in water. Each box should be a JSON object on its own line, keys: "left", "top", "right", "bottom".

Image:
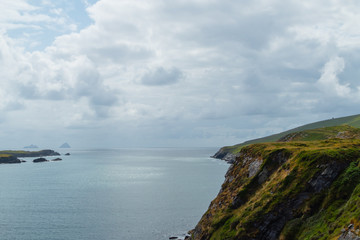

{"left": 0, "top": 155, "right": 21, "bottom": 164}
{"left": 0, "top": 149, "right": 60, "bottom": 164}
{"left": 33, "top": 158, "right": 48, "bottom": 163}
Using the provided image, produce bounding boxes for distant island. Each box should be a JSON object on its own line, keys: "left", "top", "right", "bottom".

{"left": 59, "top": 142, "right": 71, "bottom": 148}
{"left": 24, "top": 144, "right": 38, "bottom": 149}
{"left": 0, "top": 150, "right": 60, "bottom": 164}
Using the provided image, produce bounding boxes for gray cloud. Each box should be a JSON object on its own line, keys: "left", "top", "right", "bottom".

{"left": 1, "top": 0, "right": 360, "bottom": 148}
{"left": 141, "top": 67, "right": 183, "bottom": 86}
{"left": 87, "top": 44, "right": 153, "bottom": 63}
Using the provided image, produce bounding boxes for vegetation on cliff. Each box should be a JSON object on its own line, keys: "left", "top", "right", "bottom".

{"left": 191, "top": 125, "right": 360, "bottom": 239}
{"left": 213, "top": 114, "right": 360, "bottom": 160}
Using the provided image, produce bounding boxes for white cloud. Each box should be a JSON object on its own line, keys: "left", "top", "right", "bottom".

{"left": 1, "top": 0, "right": 360, "bottom": 148}
{"left": 317, "top": 56, "right": 350, "bottom": 97}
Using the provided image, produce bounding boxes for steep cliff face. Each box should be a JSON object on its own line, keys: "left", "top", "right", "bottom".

{"left": 190, "top": 139, "right": 360, "bottom": 240}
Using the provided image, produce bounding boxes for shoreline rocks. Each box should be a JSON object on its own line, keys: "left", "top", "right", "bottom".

{"left": 0, "top": 149, "right": 61, "bottom": 164}
{"left": 211, "top": 150, "right": 238, "bottom": 164}
{"left": 0, "top": 155, "right": 21, "bottom": 164}
{"left": 33, "top": 158, "right": 48, "bottom": 163}
{"left": 169, "top": 234, "right": 191, "bottom": 240}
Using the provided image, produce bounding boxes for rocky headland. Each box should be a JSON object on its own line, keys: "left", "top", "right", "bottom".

{"left": 190, "top": 138, "right": 360, "bottom": 239}
{"left": 0, "top": 149, "right": 60, "bottom": 164}
{"left": 190, "top": 121, "right": 360, "bottom": 240}
{"left": 0, "top": 155, "right": 21, "bottom": 164}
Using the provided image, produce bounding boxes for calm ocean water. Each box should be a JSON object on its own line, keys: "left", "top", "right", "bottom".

{"left": 0, "top": 148, "right": 229, "bottom": 240}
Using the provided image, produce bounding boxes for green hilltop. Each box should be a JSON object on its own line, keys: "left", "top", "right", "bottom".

{"left": 214, "top": 114, "right": 360, "bottom": 158}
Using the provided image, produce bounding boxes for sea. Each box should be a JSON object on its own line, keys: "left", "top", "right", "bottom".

{"left": 0, "top": 147, "right": 229, "bottom": 240}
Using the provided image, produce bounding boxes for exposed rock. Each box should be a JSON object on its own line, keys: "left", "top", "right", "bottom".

{"left": 189, "top": 140, "right": 360, "bottom": 240}
{"left": 0, "top": 155, "right": 21, "bottom": 164}
{"left": 0, "top": 150, "right": 60, "bottom": 164}
{"left": 212, "top": 148, "right": 240, "bottom": 163}
{"left": 212, "top": 148, "right": 229, "bottom": 159}
{"left": 222, "top": 153, "right": 238, "bottom": 164}
{"left": 338, "top": 227, "right": 360, "bottom": 240}
{"left": 308, "top": 161, "right": 347, "bottom": 192}
{"left": 52, "top": 158, "right": 62, "bottom": 161}
{"left": 169, "top": 234, "right": 191, "bottom": 240}
{"left": 248, "top": 158, "right": 263, "bottom": 177}
{"left": 65, "top": 153, "right": 70, "bottom": 156}
{"left": 33, "top": 158, "right": 48, "bottom": 163}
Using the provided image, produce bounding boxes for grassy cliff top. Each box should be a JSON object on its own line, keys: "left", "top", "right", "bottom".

{"left": 193, "top": 138, "right": 360, "bottom": 239}
{"left": 0, "top": 149, "right": 60, "bottom": 158}
{"left": 217, "top": 114, "right": 360, "bottom": 156}
{"left": 0, "top": 154, "right": 11, "bottom": 157}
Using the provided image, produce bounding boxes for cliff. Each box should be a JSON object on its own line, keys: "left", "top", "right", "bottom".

{"left": 213, "top": 115, "right": 360, "bottom": 163}
{"left": 190, "top": 138, "right": 360, "bottom": 240}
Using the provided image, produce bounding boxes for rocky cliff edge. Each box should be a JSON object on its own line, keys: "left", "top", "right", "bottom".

{"left": 191, "top": 139, "right": 360, "bottom": 240}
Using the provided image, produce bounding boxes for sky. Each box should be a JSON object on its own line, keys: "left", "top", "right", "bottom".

{"left": 1, "top": 0, "right": 360, "bottom": 149}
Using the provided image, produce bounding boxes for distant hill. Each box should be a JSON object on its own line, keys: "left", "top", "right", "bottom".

{"left": 24, "top": 144, "right": 38, "bottom": 149}
{"left": 59, "top": 143, "right": 71, "bottom": 148}
{"left": 278, "top": 125, "right": 360, "bottom": 142}
{"left": 213, "top": 113, "right": 360, "bottom": 159}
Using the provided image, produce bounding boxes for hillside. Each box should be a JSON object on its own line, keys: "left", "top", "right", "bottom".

{"left": 190, "top": 139, "right": 360, "bottom": 240}
{"left": 213, "top": 114, "right": 360, "bottom": 162}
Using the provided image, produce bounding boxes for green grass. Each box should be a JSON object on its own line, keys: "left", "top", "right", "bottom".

{"left": 0, "top": 154, "right": 11, "bottom": 157}
{"left": 217, "top": 114, "right": 360, "bottom": 157}
{"left": 194, "top": 139, "right": 360, "bottom": 240}
{"left": 216, "top": 114, "right": 360, "bottom": 156}
{"left": 0, "top": 149, "right": 58, "bottom": 157}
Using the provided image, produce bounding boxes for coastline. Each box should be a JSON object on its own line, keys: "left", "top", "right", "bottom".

{"left": 0, "top": 149, "right": 60, "bottom": 164}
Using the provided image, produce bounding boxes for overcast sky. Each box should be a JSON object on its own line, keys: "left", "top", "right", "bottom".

{"left": 1, "top": 0, "right": 360, "bottom": 149}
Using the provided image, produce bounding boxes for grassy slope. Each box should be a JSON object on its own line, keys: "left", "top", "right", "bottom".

{"left": 220, "top": 114, "right": 360, "bottom": 155}
{"left": 193, "top": 138, "right": 360, "bottom": 240}
{"left": 0, "top": 150, "right": 59, "bottom": 157}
